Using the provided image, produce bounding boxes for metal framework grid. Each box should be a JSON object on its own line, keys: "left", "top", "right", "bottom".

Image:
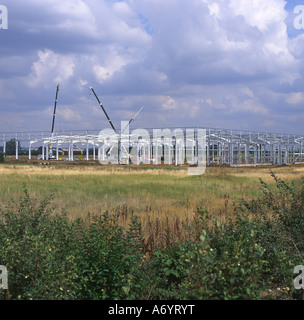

{"left": 1, "top": 127, "right": 304, "bottom": 166}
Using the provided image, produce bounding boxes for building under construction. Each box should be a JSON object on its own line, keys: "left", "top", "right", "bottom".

{"left": 1, "top": 85, "right": 304, "bottom": 167}
{"left": 1, "top": 127, "right": 304, "bottom": 167}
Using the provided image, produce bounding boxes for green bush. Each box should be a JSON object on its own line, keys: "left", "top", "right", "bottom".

{"left": 0, "top": 185, "right": 148, "bottom": 300}
{"left": 0, "top": 185, "right": 79, "bottom": 299}
{"left": 0, "top": 173, "right": 303, "bottom": 300}
{"left": 0, "top": 152, "right": 4, "bottom": 163}
{"left": 4, "top": 138, "right": 21, "bottom": 156}
{"left": 147, "top": 172, "right": 303, "bottom": 300}
{"left": 69, "top": 213, "right": 147, "bottom": 300}
{"left": 232, "top": 172, "right": 304, "bottom": 292}
{"left": 148, "top": 209, "right": 266, "bottom": 300}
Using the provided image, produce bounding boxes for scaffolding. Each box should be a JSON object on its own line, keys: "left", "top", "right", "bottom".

{"left": 1, "top": 127, "right": 304, "bottom": 166}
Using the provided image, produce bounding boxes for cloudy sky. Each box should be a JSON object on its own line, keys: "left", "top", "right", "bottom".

{"left": 1, "top": 0, "right": 304, "bottom": 134}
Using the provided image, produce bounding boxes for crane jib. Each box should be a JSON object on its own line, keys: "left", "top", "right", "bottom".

{"left": 51, "top": 84, "right": 59, "bottom": 135}
{"left": 90, "top": 87, "right": 117, "bottom": 133}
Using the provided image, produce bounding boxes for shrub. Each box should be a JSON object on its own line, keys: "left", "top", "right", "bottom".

{"left": 148, "top": 209, "right": 267, "bottom": 300}
{"left": 0, "top": 185, "right": 78, "bottom": 299}
{"left": 0, "top": 185, "right": 147, "bottom": 300}
{"left": 69, "top": 213, "right": 147, "bottom": 300}
{"left": 4, "top": 138, "right": 21, "bottom": 156}
{"left": 231, "top": 172, "right": 304, "bottom": 294}
{"left": 1, "top": 172, "right": 304, "bottom": 300}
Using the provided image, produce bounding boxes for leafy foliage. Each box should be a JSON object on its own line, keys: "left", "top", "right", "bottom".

{"left": 4, "top": 138, "right": 21, "bottom": 156}
{"left": 0, "top": 173, "right": 303, "bottom": 300}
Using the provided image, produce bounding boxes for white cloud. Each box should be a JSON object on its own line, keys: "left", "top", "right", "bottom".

{"left": 205, "top": 98, "right": 213, "bottom": 106}
{"left": 225, "top": 92, "right": 268, "bottom": 115}
{"left": 241, "top": 99, "right": 269, "bottom": 115}
{"left": 206, "top": 2, "right": 220, "bottom": 17}
{"left": 93, "top": 53, "right": 128, "bottom": 83}
{"left": 14, "top": 0, "right": 98, "bottom": 38}
{"left": 190, "top": 104, "right": 200, "bottom": 118}
{"left": 57, "top": 107, "right": 82, "bottom": 122}
{"left": 229, "top": 0, "right": 286, "bottom": 32}
{"left": 241, "top": 87, "right": 254, "bottom": 98}
{"left": 112, "top": 2, "right": 134, "bottom": 17}
{"left": 161, "top": 96, "right": 177, "bottom": 110}
{"left": 286, "top": 92, "right": 304, "bottom": 105}
{"left": 26, "top": 49, "right": 75, "bottom": 87}
{"left": 1, "top": 0, "right": 304, "bottom": 134}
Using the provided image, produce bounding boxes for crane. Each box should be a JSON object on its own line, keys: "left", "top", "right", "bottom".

{"left": 48, "top": 84, "right": 60, "bottom": 159}
{"left": 89, "top": 86, "right": 143, "bottom": 164}
{"left": 51, "top": 84, "right": 60, "bottom": 136}
{"left": 89, "top": 86, "right": 117, "bottom": 134}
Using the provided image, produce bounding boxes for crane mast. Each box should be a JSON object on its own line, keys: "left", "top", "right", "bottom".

{"left": 51, "top": 84, "right": 60, "bottom": 136}
{"left": 89, "top": 86, "right": 117, "bottom": 134}
{"left": 89, "top": 86, "right": 144, "bottom": 164}
{"left": 48, "top": 84, "right": 59, "bottom": 160}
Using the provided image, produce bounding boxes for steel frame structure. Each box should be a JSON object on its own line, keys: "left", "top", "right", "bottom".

{"left": 1, "top": 127, "right": 304, "bottom": 166}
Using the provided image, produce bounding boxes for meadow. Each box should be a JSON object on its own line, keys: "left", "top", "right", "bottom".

{"left": 0, "top": 162, "right": 303, "bottom": 220}
{"left": 1, "top": 161, "right": 304, "bottom": 299}
{"left": 0, "top": 162, "right": 298, "bottom": 231}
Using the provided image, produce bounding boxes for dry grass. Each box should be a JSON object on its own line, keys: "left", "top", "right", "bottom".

{"left": 0, "top": 164, "right": 188, "bottom": 176}
{"left": 1, "top": 162, "right": 304, "bottom": 239}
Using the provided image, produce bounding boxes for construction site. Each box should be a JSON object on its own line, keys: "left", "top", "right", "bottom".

{"left": 1, "top": 85, "right": 304, "bottom": 168}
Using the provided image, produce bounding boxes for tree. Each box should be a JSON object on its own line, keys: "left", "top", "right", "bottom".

{"left": 5, "top": 138, "right": 21, "bottom": 156}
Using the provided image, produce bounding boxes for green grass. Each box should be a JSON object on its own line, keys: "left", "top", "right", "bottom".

{"left": 1, "top": 163, "right": 304, "bottom": 300}
{"left": 0, "top": 166, "right": 260, "bottom": 210}
{"left": 0, "top": 163, "right": 303, "bottom": 228}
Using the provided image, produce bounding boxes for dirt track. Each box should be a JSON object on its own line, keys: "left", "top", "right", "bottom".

{"left": 4, "top": 155, "right": 304, "bottom": 170}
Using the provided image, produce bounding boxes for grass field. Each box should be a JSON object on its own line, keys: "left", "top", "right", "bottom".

{"left": 2, "top": 161, "right": 304, "bottom": 299}
{"left": 1, "top": 162, "right": 304, "bottom": 237}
